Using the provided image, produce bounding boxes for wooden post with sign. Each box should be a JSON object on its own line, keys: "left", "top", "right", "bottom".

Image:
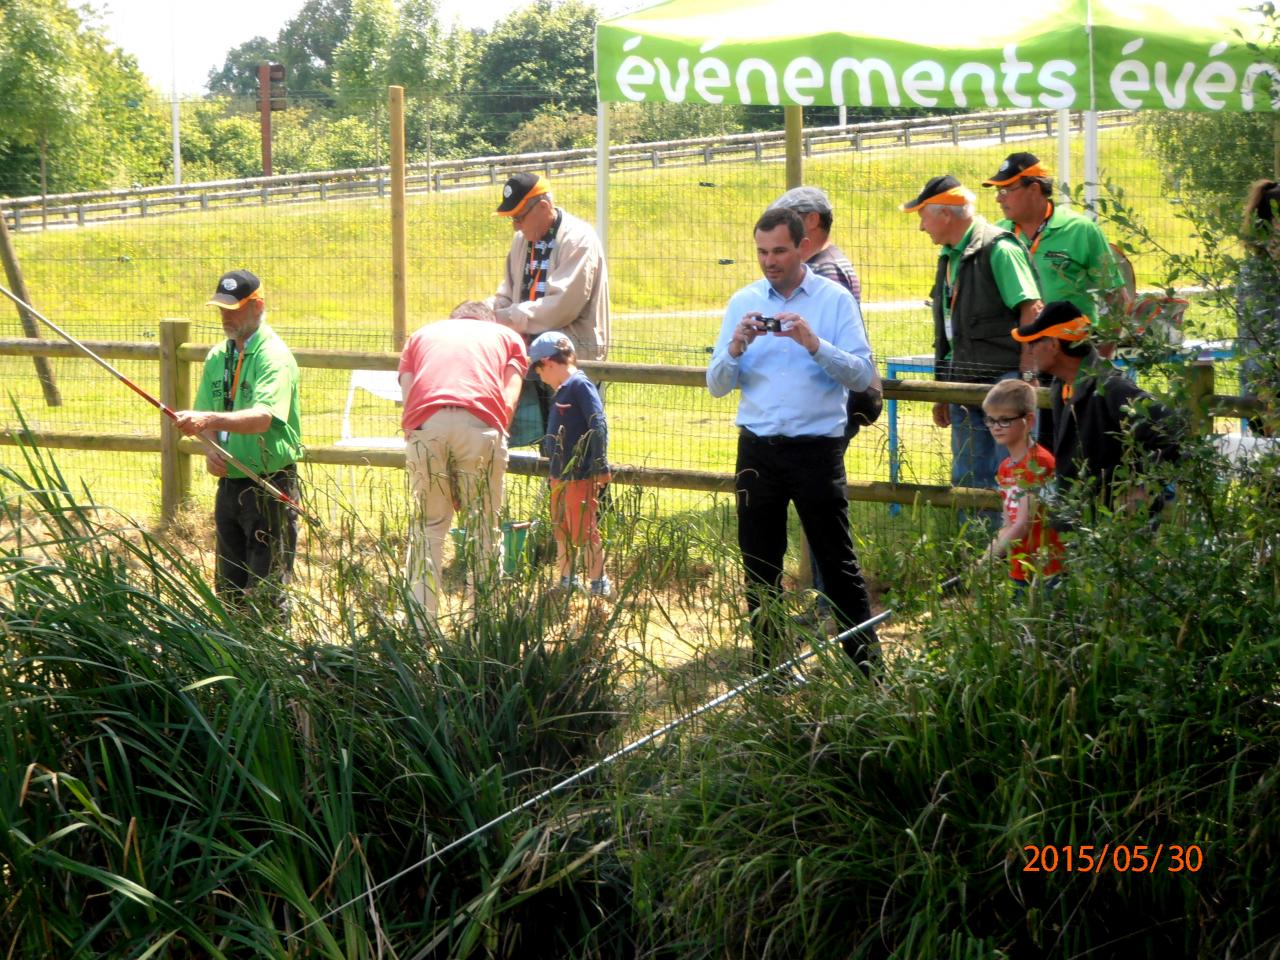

{"left": 258, "top": 63, "right": 286, "bottom": 177}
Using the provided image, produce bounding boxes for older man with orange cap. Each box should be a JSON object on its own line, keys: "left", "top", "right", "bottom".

{"left": 491, "top": 173, "right": 610, "bottom": 440}
{"left": 903, "top": 174, "right": 1042, "bottom": 501}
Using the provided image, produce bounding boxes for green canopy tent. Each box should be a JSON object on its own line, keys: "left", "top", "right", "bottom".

{"left": 590, "top": 0, "right": 1278, "bottom": 244}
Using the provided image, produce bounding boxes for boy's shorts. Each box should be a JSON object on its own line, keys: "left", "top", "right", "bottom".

{"left": 550, "top": 477, "right": 602, "bottom": 547}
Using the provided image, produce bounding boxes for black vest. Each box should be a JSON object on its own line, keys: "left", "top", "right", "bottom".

{"left": 932, "top": 220, "right": 1026, "bottom": 384}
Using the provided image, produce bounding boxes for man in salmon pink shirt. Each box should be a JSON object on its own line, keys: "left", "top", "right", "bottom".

{"left": 397, "top": 301, "right": 528, "bottom": 619}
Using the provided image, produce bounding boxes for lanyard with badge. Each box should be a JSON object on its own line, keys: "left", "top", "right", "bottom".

{"left": 1016, "top": 200, "right": 1054, "bottom": 254}
{"left": 221, "top": 339, "right": 246, "bottom": 444}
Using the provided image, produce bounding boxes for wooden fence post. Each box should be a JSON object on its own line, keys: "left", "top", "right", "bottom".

{"left": 0, "top": 210, "right": 62, "bottom": 406}
{"left": 389, "top": 85, "right": 407, "bottom": 352}
{"left": 1186, "top": 360, "right": 1215, "bottom": 437}
{"left": 159, "top": 318, "right": 192, "bottom": 523}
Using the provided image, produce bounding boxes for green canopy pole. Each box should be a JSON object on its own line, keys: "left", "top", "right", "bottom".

{"left": 785, "top": 105, "right": 802, "bottom": 189}
{"left": 597, "top": 100, "right": 609, "bottom": 259}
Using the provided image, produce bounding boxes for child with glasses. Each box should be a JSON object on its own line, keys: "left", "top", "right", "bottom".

{"left": 978, "top": 379, "right": 1064, "bottom": 589}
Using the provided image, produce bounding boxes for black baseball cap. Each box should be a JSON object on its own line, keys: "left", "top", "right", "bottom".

{"left": 496, "top": 172, "right": 549, "bottom": 216}
{"left": 207, "top": 269, "right": 262, "bottom": 309}
{"left": 1011, "top": 300, "right": 1090, "bottom": 343}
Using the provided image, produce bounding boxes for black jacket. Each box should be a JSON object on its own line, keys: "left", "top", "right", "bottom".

{"left": 1050, "top": 351, "right": 1182, "bottom": 509}
{"left": 931, "top": 219, "right": 1028, "bottom": 383}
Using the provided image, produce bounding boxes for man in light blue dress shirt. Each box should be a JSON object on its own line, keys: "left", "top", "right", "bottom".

{"left": 707, "top": 207, "right": 879, "bottom": 676}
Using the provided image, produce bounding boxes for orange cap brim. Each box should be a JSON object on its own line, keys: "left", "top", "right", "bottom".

{"left": 983, "top": 162, "right": 1050, "bottom": 187}
{"left": 1011, "top": 315, "right": 1089, "bottom": 343}
{"left": 901, "top": 186, "right": 975, "bottom": 212}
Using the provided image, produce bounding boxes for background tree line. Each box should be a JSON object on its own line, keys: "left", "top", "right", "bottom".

{"left": 0, "top": 0, "right": 881, "bottom": 194}
{"left": 0, "top": 0, "right": 731, "bottom": 193}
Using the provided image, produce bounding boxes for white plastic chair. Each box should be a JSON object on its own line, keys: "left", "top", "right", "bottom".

{"left": 335, "top": 370, "right": 405, "bottom": 451}
{"left": 1213, "top": 433, "right": 1280, "bottom": 465}
{"left": 334, "top": 370, "right": 405, "bottom": 501}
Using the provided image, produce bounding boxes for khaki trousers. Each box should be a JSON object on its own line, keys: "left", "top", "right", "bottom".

{"left": 404, "top": 409, "right": 507, "bottom": 618}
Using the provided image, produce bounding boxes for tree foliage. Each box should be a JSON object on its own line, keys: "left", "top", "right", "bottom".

{"left": 0, "top": 0, "right": 168, "bottom": 195}
{"left": 459, "top": 0, "right": 599, "bottom": 153}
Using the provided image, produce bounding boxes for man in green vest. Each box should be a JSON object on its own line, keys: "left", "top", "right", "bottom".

{"left": 903, "top": 175, "right": 1042, "bottom": 499}
{"left": 173, "top": 269, "right": 303, "bottom": 620}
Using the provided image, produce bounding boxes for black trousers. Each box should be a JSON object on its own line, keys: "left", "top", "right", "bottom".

{"left": 213, "top": 466, "right": 298, "bottom": 619}
{"left": 734, "top": 432, "right": 877, "bottom": 673}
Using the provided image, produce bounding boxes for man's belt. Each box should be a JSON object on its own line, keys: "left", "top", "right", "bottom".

{"left": 739, "top": 428, "right": 835, "bottom": 446}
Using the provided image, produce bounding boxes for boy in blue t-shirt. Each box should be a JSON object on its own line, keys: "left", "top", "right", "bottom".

{"left": 528, "top": 331, "right": 612, "bottom": 597}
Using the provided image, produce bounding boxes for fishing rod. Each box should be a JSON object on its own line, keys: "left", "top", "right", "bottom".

{"left": 0, "top": 284, "right": 319, "bottom": 527}
{"left": 287, "top": 574, "right": 963, "bottom": 942}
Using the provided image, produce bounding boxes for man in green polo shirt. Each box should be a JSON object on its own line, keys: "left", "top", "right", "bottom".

{"left": 173, "top": 269, "right": 302, "bottom": 618}
{"left": 983, "top": 152, "right": 1129, "bottom": 332}
{"left": 983, "top": 152, "right": 1129, "bottom": 442}
{"left": 902, "top": 175, "right": 1042, "bottom": 499}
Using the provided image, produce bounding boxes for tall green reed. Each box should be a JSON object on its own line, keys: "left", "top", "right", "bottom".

{"left": 0, "top": 442, "right": 630, "bottom": 958}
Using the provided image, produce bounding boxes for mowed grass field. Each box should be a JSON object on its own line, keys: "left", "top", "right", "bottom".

{"left": 0, "top": 123, "right": 1197, "bottom": 523}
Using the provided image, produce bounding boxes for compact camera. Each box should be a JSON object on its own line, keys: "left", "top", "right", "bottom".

{"left": 759, "top": 316, "right": 783, "bottom": 332}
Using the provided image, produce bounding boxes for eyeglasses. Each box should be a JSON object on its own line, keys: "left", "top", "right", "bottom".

{"left": 982, "top": 415, "right": 1025, "bottom": 429}
{"left": 995, "top": 182, "right": 1030, "bottom": 198}
{"left": 512, "top": 199, "right": 545, "bottom": 225}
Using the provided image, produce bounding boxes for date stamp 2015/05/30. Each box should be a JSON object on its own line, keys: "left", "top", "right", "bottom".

{"left": 1022, "top": 844, "right": 1204, "bottom": 874}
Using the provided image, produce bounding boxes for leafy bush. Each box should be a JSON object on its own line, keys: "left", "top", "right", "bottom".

{"left": 617, "top": 435, "right": 1280, "bottom": 957}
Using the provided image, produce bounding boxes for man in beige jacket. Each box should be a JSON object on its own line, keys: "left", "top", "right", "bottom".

{"left": 492, "top": 174, "right": 609, "bottom": 443}
{"left": 492, "top": 173, "right": 610, "bottom": 364}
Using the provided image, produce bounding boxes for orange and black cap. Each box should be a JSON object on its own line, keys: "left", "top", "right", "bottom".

{"left": 207, "top": 269, "right": 263, "bottom": 309}
{"left": 983, "top": 152, "right": 1050, "bottom": 187}
{"left": 1011, "top": 300, "right": 1090, "bottom": 343}
{"left": 496, "top": 172, "right": 549, "bottom": 216}
{"left": 901, "top": 175, "right": 974, "bottom": 212}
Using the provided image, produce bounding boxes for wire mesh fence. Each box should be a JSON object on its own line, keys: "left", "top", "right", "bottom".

{"left": 0, "top": 96, "right": 1260, "bottom": 538}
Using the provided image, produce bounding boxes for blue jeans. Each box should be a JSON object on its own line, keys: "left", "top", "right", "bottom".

{"left": 950, "top": 401, "right": 1007, "bottom": 491}
{"left": 950, "top": 371, "right": 1020, "bottom": 491}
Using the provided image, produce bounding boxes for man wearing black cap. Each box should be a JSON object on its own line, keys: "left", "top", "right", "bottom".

{"left": 768, "top": 185, "right": 883, "bottom": 626}
{"left": 173, "top": 269, "right": 302, "bottom": 618}
{"left": 1013, "top": 299, "right": 1181, "bottom": 513}
{"left": 491, "top": 172, "right": 609, "bottom": 441}
{"left": 768, "top": 185, "right": 883, "bottom": 438}
{"left": 984, "top": 151, "right": 1129, "bottom": 352}
{"left": 903, "top": 175, "right": 1042, "bottom": 499}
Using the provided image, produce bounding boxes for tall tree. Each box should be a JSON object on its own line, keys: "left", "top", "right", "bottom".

{"left": 461, "top": 0, "right": 599, "bottom": 152}
{"left": 332, "top": 0, "right": 396, "bottom": 109}
{"left": 275, "top": 0, "right": 353, "bottom": 102}
{"left": 0, "top": 0, "right": 89, "bottom": 197}
{"left": 0, "top": 0, "right": 167, "bottom": 195}
{"left": 206, "top": 36, "right": 279, "bottom": 98}
{"left": 387, "top": 0, "right": 451, "bottom": 92}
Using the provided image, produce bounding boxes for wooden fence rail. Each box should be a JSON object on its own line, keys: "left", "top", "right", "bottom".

{"left": 0, "top": 109, "right": 1134, "bottom": 232}
{"left": 0, "top": 322, "right": 1255, "bottom": 525}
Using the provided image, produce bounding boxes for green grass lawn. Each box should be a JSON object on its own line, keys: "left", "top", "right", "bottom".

{"left": 0, "top": 122, "right": 1216, "bottom": 524}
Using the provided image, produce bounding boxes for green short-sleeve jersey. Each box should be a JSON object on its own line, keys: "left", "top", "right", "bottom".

{"left": 998, "top": 204, "right": 1122, "bottom": 323}
{"left": 943, "top": 222, "right": 1041, "bottom": 323}
{"left": 193, "top": 322, "right": 302, "bottom": 477}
